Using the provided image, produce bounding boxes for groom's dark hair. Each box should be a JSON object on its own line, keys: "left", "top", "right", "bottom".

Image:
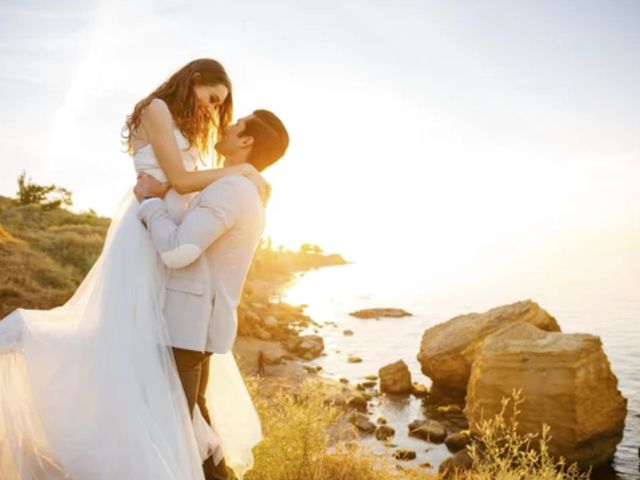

{"left": 241, "top": 110, "right": 289, "bottom": 171}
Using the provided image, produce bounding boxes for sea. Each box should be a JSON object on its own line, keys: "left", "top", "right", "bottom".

{"left": 280, "top": 249, "right": 640, "bottom": 479}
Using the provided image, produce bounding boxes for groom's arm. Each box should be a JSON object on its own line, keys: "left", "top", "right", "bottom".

{"left": 138, "top": 177, "right": 245, "bottom": 269}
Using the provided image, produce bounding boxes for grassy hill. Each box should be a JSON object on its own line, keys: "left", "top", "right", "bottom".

{"left": 0, "top": 195, "right": 346, "bottom": 318}
{"left": 0, "top": 196, "right": 110, "bottom": 317}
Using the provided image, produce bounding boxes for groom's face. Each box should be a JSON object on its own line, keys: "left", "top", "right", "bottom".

{"left": 215, "top": 115, "right": 253, "bottom": 158}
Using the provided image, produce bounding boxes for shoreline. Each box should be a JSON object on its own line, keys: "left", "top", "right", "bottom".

{"left": 233, "top": 258, "right": 374, "bottom": 447}
{"left": 232, "top": 260, "right": 445, "bottom": 468}
{"left": 232, "top": 260, "right": 635, "bottom": 480}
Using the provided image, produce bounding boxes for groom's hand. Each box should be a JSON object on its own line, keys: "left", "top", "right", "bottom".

{"left": 229, "top": 163, "right": 272, "bottom": 206}
{"left": 134, "top": 172, "right": 170, "bottom": 203}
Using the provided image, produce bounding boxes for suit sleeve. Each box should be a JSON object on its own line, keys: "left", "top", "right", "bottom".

{"left": 138, "top": 177, "right": 245, "bottom": 269}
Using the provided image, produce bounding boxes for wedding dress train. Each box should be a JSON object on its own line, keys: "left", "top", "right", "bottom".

{"left": 0, "top": 129, "right": 262, "bottom": 479}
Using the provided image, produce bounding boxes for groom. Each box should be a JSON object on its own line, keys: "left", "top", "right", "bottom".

{"left": 133, "top": 109, "right": 289, "bottom": 480}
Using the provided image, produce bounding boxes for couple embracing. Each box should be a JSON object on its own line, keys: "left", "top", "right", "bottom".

{"left": 0, "top": 58, "right": 289, "bottom": 480}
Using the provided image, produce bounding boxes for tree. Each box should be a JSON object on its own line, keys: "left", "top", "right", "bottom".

{"left": 16, "top": 171, "right": 73, "bottom": 210}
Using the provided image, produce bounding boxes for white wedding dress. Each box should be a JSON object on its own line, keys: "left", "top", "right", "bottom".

{"left": 0, "top": 129, "right": 263, "bottom": 479}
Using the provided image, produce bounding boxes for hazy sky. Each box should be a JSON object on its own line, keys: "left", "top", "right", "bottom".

{"left": 1, "top": 0, "right": 638, "bottom": 268}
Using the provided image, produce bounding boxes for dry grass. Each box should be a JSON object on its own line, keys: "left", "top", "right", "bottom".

{"left": 244, "top": 377, "right": 436, "bottom": 480}
{"left": 453, "top": 390, "right": 590, "bottom": 480}
{"left": 0, "top": 196, "right": 110, "bottom": 316}
{"left": 242, "top": 380, "right": 592, "bottom": 480}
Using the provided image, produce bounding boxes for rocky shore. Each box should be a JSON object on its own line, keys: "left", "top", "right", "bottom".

{"left": 232, "top": 244, "right": 354, "bottom": 404}
{"left": 233, "top": 253, "right": 469, "bottom": 473}
{"left": 234, "top": 262, "right": 628, "bottom": 479}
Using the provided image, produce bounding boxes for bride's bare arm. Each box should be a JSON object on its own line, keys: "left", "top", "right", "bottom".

{"left": 138, "top": 98, "right": 258, "bottom": 195}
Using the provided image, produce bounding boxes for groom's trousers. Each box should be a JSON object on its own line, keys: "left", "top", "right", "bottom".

{"left": 172, "top": 347, "right": 230, "bottom": 480}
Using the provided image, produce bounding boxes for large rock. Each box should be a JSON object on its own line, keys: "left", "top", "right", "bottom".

{"left": 408, "top": 419, "right": 447, "bottom": 443}
{"left": 444, "top": 431, "right": 471, "bottom": 452}
{"left": 417, "top": 300, "right": 560, "bottom": 391}
{"left": 347, "top": 394, "right": 369, "bottom": 412}
{"left": 374, "top": 424, "right": 395, "bottom": 440}
{"left": 349, "top": 412, "right": 376, "bottom": 433}
{"left": 465, "top": 322, "right": 627, "bottom": 468}
{"left": 286, "top": 334, "right": 324, "bottom": 360}
{"left": 379, "top": 360, "right": 412, "bottom": 394}
{"left": 439, "top": 449, "right": 473, "bottom": 479}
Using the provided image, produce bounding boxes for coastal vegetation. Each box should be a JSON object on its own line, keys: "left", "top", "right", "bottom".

{"left": 244, "top": 378, "right": 414, "bottom": 480}
{"left": 244, "top": 379, "right": 589, "bottom": 480}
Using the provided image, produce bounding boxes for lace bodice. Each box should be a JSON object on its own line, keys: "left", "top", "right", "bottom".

{"left": 133, "top": 128, "right": 199, "bottom": 181}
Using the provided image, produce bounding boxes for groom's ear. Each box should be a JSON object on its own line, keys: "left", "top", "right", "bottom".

{"left": 239, "top": 135, "right": 254, "bottom": 149}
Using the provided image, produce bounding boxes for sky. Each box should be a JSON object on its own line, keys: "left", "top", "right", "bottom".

{"left": 0, "top": 0, "right": 638, "bottom": 272}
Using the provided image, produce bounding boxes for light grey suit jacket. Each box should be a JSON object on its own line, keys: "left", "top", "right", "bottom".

{"left": 138, "top": 175, "right": 265, "bottom": 354}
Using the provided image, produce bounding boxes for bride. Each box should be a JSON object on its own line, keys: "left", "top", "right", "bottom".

{"left": 0, "top": 58, "right": 264, "bottom": 479}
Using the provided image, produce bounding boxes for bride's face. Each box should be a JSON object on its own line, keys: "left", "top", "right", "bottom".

{"left": 193, "top": 83, "right": 229, "bottom": 117}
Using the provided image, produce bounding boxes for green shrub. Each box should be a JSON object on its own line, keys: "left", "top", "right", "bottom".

{"left": 16, "top": 171, "right": 72, "bottom": 210}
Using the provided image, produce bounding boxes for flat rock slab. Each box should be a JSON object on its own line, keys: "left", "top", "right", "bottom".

{"left": 349, "top": 308, "right": 413, "bottom": 319}
{"left": 408, "top": 419, "right": 447, "bottom": 443}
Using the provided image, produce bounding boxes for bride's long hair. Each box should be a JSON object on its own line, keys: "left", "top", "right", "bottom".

{"left": 123, "top": 58, "right": 233, "bottom": 156}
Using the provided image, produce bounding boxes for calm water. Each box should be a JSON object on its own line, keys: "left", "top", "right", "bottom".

{"left": 281, "top": 250, "right": 640, "bottom": 479}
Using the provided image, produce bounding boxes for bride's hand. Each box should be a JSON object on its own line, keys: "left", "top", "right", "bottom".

{"left": 229, "top": 163, "right": 259, "bottom": 177}
{"left": 247, "top": 174, "right": 271, "bottom": 206}
{"left": 228, "top": 164, "right": 271, "bottom": 206}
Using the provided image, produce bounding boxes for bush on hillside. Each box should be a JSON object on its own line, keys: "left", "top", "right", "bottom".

{"left": 16, "top": 171, "right": 73, "bottom": 210}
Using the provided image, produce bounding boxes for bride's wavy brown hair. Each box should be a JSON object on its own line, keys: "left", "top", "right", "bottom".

{"left": 122, "top": 58, "right": 233, "bottom": 157}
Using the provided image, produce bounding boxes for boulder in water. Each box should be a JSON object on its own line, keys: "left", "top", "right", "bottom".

{"left": 408, "top": 419, "right": 447, "bottom": 443}
{"left": 379, "top": 360, "right": 413, "bottom": 394}
{"left": 465, "top": 322, "right": 627, "bottom": 468}
{"left": 417, "top": 300, "right": 560, "bottom": 391}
